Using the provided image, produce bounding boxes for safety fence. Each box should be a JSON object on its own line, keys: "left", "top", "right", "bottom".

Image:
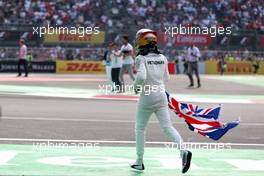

{"left": 1, "top": 47, "right": 264, "bottom": 62}
{"left": 0, "top": 60, "right": 263, "bottom": 75}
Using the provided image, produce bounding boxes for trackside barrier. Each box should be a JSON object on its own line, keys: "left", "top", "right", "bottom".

{"left": 205, "top": 60, "right": 264, "bottom": 74}
{"left": 56, "top": 61, "right": 177, "bottom": 75}
{"left": 0, "top": 60, "right": 56, "bottom": 73}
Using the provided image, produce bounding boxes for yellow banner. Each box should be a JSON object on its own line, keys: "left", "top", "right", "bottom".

{"left": 56, "top": 60, "right": 105, "bottom": 74}
{"left": 205, "top": 60, "right": 218, "bottom": 74}
{"left": 44, "top": 32, "right": 105, "bottom": 44}
{"left": 205, "top": 60, "right": 264, "bottom": 74}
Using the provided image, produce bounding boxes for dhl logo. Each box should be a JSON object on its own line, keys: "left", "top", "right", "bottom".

{"left": 66, "top": 63, "right": 103, "bottom": 72}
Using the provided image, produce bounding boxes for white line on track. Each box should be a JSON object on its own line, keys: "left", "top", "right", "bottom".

{"left": 0, "top": 138, "right": 263, "bottom": 147}
{"left": 0, "top": 116, "right": 159, "bottom": 124}
{"left": 1, "top": 116, "right": 264, "bottom": 126}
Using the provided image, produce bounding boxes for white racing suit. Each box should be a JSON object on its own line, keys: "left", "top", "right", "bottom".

{"left": 134, "top": 53, "right": 185, "bottom": 161}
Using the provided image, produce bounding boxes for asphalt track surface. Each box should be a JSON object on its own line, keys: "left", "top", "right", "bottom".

{"left": 0, "top": 74, "right": 264, "bottom": 176}
{"left": 0, "top": 74, "right": 263, "bottom": 146}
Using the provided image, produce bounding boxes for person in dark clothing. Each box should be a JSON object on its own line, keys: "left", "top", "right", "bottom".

{"left": 252, "top": 59, "right": 260, "bottom": 74}
{"left": 183, "top": 58, "right": 188, "bottom": 74}
{"left": 66, "top": 49, "right": 74, "bottom": 60}
{"left": 187, "top": 45, "right": 201, "bottom": 88}
{"left": 218, "top": 55, "right": 227, "bottom": 75}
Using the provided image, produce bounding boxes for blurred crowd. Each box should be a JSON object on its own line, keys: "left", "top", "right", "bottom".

{"left": 0, "top": 46, "right": 104, "bottom": 61}
{"left": 0, "top": 0, "right": 264, "bottom": 32}
{"left": 1, "top": 47, "right": 263, "bottom": 62}
{"left": 0, "top": 0, "right": 264, "bottom": 61}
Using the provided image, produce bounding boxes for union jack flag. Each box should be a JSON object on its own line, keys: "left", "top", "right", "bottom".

{"left": 166, "top": 91, "right": 239, "bottom": 140}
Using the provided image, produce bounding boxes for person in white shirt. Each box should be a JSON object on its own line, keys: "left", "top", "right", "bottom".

{"left": 187, "top": 44, "right": 201, "bottom": 88}
{"left": 17, "top": 38, "right": 28, "bottom": 77}
{"left": 130, "top": 29, "right": 192, "bottom": 174}
{"left": 110, "top": 43, "right": 123, "bottom": 92}
{"left": 119, "top": 35, "right": 135, "bottom": 91}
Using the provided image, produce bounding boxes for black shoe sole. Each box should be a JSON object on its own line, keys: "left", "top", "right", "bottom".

{"left": 130, "top": 164, "right": 145, "bottom": 171}
{"left": 182, "top": 151, "right": 192, "bottom": 174}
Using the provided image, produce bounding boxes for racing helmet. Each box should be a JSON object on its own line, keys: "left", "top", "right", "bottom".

{"left": 135, "top": 28, "right": 157, "bottom": 48}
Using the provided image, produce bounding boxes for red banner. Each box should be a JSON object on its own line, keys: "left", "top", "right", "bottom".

{"left": 173, "top": 34, "right": 212, "bottom": 46}
{"left": 260, "top": 35, "right": 264, "bottom": 47}
{"left": 157, "top": 32, "right": 167, "bottom": 44}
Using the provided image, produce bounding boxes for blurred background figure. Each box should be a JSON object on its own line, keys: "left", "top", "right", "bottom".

{"left": 252, "top": 58, "right": 260, "bottom": 74}
{"left": 26, "top": 50, "right": 33, "bottom": 72}
{"left": 110, "top": 43, "right": 122, "bottom": 92}
{"left": 174, "top": 52, "right": 180, "bottom": 74}
{"left": 0, "top": 1, "right": 263, "bottom": 77}
{"left": 187, "top": 44, "right": 201, "bottom": 88}
{"left": 17, "top": 38, "right": 28, "bottom": 77}
{"left": 119, "top": 35, "right": 135, "bottom": 91}
{"left": 218, "top": 55, "right": 227, "bottom": 75}
{"left": 0, "top": 48, "right": 6, "bottom": 60}
{"left": 103, "top": 42, "right": 113, "bottom": 86}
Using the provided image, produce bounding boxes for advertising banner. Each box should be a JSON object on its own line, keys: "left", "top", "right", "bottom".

{"left": 44, "top": 32, "right": 105, "bottom": 44}
{"left": 260, "top": 35, "right": 264, "bottom": 47}
{"left": 0, "top": 60, "right": 56, "bottom": 73}
{"left": 173, "top": 34, "right": 212, "bottom": 46}
{"left": 205, "top": 60, "right": 264, "bottom": 74}
{"left": 56, "top": 60, "right": 105, "bottom": 74}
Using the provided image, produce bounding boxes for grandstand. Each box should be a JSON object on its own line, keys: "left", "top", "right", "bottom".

{"left": 0, "top": 0, "right": 264, "bottom": 61}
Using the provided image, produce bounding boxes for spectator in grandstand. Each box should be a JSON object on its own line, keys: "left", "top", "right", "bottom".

{"left": 66, "top": 49, "right": 74, "bottom": 60}
{"left": 75, "top": 49, "right": 84, "bottom": 60}
{"left": 119, "top": 35, "right": 135, "bottom": 91}
{"left": 1, "top": 0, "right": 264, "bottom": 33}
{"left": 0, "top": 48, "right": 6, "bottom": 59}
{"left": 17, "top": 38, "right": 28, "bottom": 77}
{"left": 110, "top": 43, "right": 122, "bottom": 92}
{"left": 187, "top": 44, "right": 201, "bottom": 88}
{"left": 55, "top": 45, "right": 64, "bottom": 60}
